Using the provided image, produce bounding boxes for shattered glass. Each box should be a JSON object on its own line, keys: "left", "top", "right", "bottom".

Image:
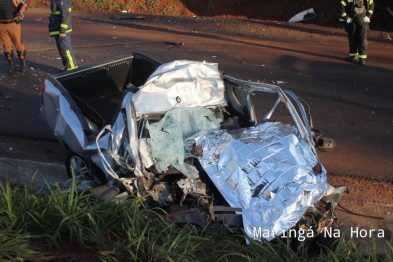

{"left": 145, "top": 107, "right": 222, "bottom": 179}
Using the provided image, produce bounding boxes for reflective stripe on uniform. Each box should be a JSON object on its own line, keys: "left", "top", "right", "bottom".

{"left": 341, "top": 1, "right": 347, "bottom": 6}
{"left": 50, "top": 9, "right": 71, "bottom": 15}
{"left": 349, "top": 53, "right": 358, "bottom": 57}
{"left": 61, "top": 24, "right": 68, "bottom": 29}
{"left": 66, "top": 50, "right": 76, "bottom": 69}
{"left": 358, "top": 54, "right": 367, "bottom": 58}
{"left": 49, "top": 29, "right": 73, "bottom": 35}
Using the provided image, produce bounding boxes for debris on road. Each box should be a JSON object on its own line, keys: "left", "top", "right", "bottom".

{"left": 289, "top": 8, "right": 317, "bottom": 23}
{"left": 387, "top": 7, "right": 393, "bottom": 18}
{"left": 111, "top": 14, "right": 145, "bottom": 20}
{"left": 166, "top": 41, "right": 185, "bottom": 49}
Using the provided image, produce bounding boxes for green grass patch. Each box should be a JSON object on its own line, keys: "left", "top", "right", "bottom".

{"left": 1, "top": 176, "right": 392, "bottom": 261}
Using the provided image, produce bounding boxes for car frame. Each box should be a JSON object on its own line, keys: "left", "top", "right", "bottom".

{"left": 40, "top": 52, "right": 337, "bottom": 242}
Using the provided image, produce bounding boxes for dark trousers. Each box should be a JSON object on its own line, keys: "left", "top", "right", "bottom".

{"left": 345, "top": 16, "right": 369, "bottom": 59}
{"left": 55, "top": 34, "right": 77, "bottom": 70}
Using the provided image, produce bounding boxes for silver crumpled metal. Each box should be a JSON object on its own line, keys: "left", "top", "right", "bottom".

{"left": 132, "top": 60, "right": 227, "bottom": 119}
{"left": 187, "top": 121, "right": 327, "bottom": 241}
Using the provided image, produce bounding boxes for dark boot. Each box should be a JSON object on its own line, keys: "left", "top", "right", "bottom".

{"left": 345, "top": 56, "right": 358, "bottom": 62}
{"left": 17, "top": 50, "right": 27, "bottom": 73}
{"left": 4, "top": 51, "right": 15, "bottom": 74}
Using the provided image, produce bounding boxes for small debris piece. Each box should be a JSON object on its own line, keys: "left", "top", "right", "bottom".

{"left": 387, "top": 7, "right": 393, "bottom": 17}
{"left": 111, "top": 14, "right": 145, "bottom": 20}
{"left": 289, "top": 8, "right": 317, "bottom": 23}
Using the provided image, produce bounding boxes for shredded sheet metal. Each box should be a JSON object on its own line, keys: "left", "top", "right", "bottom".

{"left": 146, "top": 107, "right": 222, "bottom": 179}
{"left": 132, "top": 60, "right": 227, "bottom": 118}
{"left": 187, "top": 121, "right": 327, "bottom": 241}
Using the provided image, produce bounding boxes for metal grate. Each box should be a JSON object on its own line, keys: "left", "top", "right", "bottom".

{"left": 58, "top": 58, "right": 132, "bottom": 101}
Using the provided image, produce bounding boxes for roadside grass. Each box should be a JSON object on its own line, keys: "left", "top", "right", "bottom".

{"left": 1, "top": 175, "right": 393, "bottom": 261}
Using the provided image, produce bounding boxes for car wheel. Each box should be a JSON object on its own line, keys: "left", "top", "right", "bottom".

{"left": 65, "top": 150, "right": 108, "bottom": 185}
{"left": 65, "top": 151, "right": 91, "bottom": 179}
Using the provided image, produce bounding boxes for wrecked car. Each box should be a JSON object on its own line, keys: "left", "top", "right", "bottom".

{"left": 40, "top": 52, "right": 338, "bottom": 242}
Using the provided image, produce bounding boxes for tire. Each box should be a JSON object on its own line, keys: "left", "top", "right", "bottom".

{"left": 65, "top": 150, "right": 107, "bottom": 185}
{"left": 65, "top": 151, "right": 91, "bottom": 179}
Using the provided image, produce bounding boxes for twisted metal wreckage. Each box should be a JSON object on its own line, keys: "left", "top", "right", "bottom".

{"left": 40, "top": 53, "right": 343, "bottom": 242}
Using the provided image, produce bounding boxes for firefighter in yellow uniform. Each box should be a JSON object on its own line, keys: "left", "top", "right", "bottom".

{"left": 0, "top": 0, "right": 28, "bottom": 73}
{"left": 340, "top": 0, "right": 375, "bottom": 65}
{"left": 49, "top": 0, "right": 78, "bottom": 71}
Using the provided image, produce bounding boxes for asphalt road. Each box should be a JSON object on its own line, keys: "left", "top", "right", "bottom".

{"left": 0, "top": 8, "right": 392, "bottom": 182}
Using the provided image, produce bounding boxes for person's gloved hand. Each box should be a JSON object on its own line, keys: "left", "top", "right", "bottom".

{"left": 363, "top": 16, "right": 370, "bottom": 23}
{"left": 346, "top": 17, "right": 353, "bottom": 23}
{"left": 59, "top": 33, "right": 66, "bottom": 40}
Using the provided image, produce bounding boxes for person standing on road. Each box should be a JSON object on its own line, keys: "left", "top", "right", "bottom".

{"left": 49, "top": 0, "right": 78, "bottom": 71}
{"left": 339, "top": 0, "right": 375, "bottom": 66}
{"left": 0, "top": 0, "right": 28, "bottom": 73}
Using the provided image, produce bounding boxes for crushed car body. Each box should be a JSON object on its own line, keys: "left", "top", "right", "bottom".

{"left": 40, "top": 52, "right": 338, "bottom": 242}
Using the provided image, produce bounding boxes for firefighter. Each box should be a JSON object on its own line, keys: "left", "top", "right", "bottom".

{"left": 49, "top": 0, "right": 78, "bottom": 71}
{"left": 0, "top": 0, "right": 28, "bottom": 73}
{"left": 340, "top": 0, "right": 375, "bottom": 66}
